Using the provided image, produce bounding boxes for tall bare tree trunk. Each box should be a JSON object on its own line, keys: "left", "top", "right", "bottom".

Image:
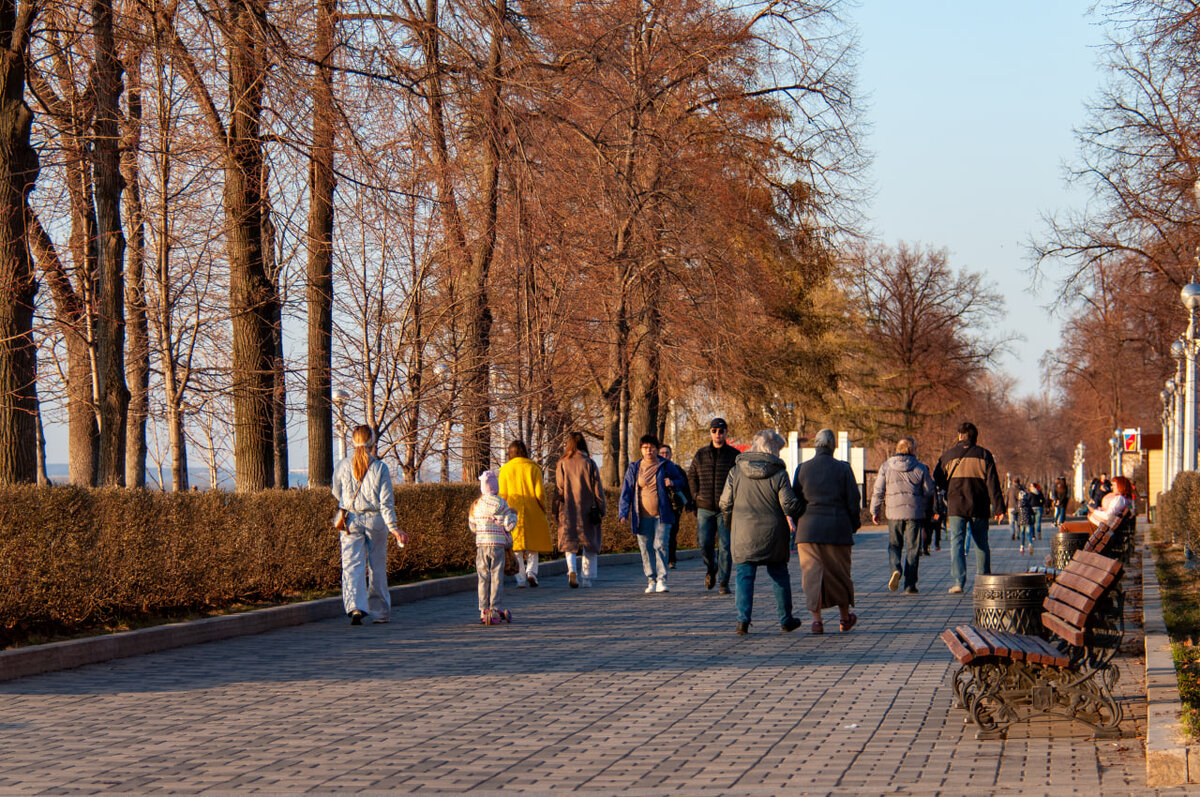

{"left": 601, "top": 297, "right": 627, "bottom": 486}
{"left": 0, "top": 1, "right": 39, "bottom": 485}
{"left": 34, "top": 391, "right": 47, "bottom": 483}
{"left": 641, "top": 264, "right": 662, "bottom": 439}
{"left": 27, "top": 210, "right": 97, "bottom": 485}
{"left": 92, "top": 0, "right": 130, "bottom": 486}
{"left": 123, "top": 45, "right": 148, "bottom": 488}
{"left": 224, "top": 0, "right": 276, "bottom": 491}
{"left": 306, "top": 0, "right": 335, "bottom": 488}
{"left": 419, "top": 0, "right": 504, "bottom": 481}
{"left": 261, "top": 160, "right": 286, "bottom": 487}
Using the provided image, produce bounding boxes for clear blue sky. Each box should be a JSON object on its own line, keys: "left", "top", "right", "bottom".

{"left": 852, "top": 0, "right": 1106, "bottom": 392}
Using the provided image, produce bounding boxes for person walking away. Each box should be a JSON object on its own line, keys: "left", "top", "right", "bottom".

{"left": 659, "top": 444, "right": 692, "bottom": 568}
{"left": 470, "top": 470, "right": 517, "bottom": 624}
{"left": 933, "top": 421, "right": 1006, "bottom": 594}
{"left": 620, "top": 434, "right": 688, "bottom": 593}
{"left": 793, "top": 428, "right": 862, "bottom": 634}
{"left": 554, "top": 432, "right": 606, "bottom": 587}
{"left": 719, "top": 430, "right": 803, "bottom": 635}
{"left": 331, "top": 425, "right": 410, "bottom": 625}
{"left": 922, "top": 489, "right": 947, "bottom": 555}
{"left": 1015, "top": 482, "right": 1034, "bottom": 555}
{"left": 687, "top": 418, "right": 739, "bottom": 595}
{"left": 1052, "top": 476, "right": 1070, "bottom": 528}
{"left": 870, "top": 437, "right": 935, "bottom": 594}
{"left": 1006, "top": 476, "right": 1021, "bottom": 541}
{"left": 498, "top": 440, "right": 552, "bottom": 588}
{"left": 1029, "top": 481, "right": 1045, "bottom": 540}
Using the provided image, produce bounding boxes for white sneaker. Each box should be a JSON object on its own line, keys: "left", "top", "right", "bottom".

{"left": 581, "top": 578, "right": 592, "bottom": 588}
{"left": 655, "top": 580, "right": 669, "bottom": 593}
{"left": 645, "top": 579, "right": 655, "bottom": 593}
{"left": 1019, "top": 546, "right": 1025, "bottom": 554}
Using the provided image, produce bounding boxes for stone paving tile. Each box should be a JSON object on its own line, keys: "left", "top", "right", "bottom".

{"left": 0, "top": 527, "right": 1161, "bottom": 794}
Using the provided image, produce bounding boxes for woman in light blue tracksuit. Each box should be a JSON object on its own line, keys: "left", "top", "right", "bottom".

{"left": 332, "top": 424, "right": 409, "bottom": 624}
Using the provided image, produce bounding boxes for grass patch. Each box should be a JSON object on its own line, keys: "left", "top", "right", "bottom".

{"left": 1151, "top": 524, "right": 1200, "bottom": 739}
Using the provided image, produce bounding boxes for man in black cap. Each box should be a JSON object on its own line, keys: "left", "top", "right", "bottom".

{"left": 687, "top": 417, "right": 739, "bottom": 594}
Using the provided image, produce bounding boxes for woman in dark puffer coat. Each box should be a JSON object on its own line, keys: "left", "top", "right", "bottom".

{"left": 792, "top": 428, "right": 862, "bottom": 634}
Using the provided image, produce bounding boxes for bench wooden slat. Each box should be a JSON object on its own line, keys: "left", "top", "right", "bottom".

{"left": 957, "top": 625, "right": 993, "bottom": 657}
{"left": 990, "top": 630, "right": 1034, "bottom": 662}
{"left": 1022, "top": 633, "right": 1070, "bottom": 666}
{"left": 1042, "top": 612, "right": 1086, "bottom": 647}
{"left": 1061, "top": 559, "right": 1118, "bottom": 589}
{"left": 1055, "top": 571, "right": 1105, "bottom": 600}
{"left": 987, "top": 629, "right": 1069, "bottom": 666}
{"left": 1033, "top": 635, "right": 1070, "bottom": 666}
{"left": 1072, "top": 549, "right": 1123, "bottom": 576}
{"left": 1045, "top": 597, "right": 1089, "bottom": 628}
{"left": 1017, "top": 633, "right": 1056, "bottom": 662}
{"left": 974, "top": 628, "right": 1011, "bottom": 658}
{"left": 941, "top": 629, "right": 974, "bottom": 664}
{"left": 1083, "top": 529, "right": 1113, "bottom": 553}
{"left": 1047, "top": 582, "right": 1095, "bottom": 613}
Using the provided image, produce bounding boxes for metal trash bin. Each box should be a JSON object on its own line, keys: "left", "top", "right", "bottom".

{"left": 973, "top": 572, "right": 1049, "bottom": 636}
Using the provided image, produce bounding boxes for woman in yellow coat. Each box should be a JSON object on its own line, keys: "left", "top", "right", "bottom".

{"left": 498, "top": 440, "right": 553, "bottom": 587}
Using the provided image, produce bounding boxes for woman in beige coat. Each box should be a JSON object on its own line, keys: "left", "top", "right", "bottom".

{"left": 554, "top": 431, "right": 606, "bottom": 587}
{"left": 498, "top": 440, "right": 553, "bottom": 587}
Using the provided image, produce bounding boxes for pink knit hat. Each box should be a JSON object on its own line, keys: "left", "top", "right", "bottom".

{"left": 478, "top": 470, "right": 499, "bottom": 496}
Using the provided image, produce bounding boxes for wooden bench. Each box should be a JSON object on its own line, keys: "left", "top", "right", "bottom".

{"left": 1030, "top": 509, "right": 1133, "bottom": 579}
{"left": 942, "top": 549, "right": 1125, "bottom": 739}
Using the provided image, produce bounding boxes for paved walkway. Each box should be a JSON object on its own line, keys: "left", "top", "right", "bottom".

{"left": 0, "top": 527, "right": 1161, "bottom": 794}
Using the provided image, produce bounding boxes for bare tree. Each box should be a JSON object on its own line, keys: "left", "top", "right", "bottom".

{"left": 0, "top": 0, "right": 40, "bottom": 485}
{"left": 840, "top": 243, "right": 1007, "bottom": 445}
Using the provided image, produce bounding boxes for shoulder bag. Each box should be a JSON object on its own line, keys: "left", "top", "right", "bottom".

{"left": 332, "top": 468, "right": 367, "bottom": 532}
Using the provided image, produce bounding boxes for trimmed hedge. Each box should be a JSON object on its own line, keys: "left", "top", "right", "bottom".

{"left": 0, "top": 484, "right": 697, "bottom": 646}
{"left": 1158, "top": 471, "right": 1200, "bottom": 551}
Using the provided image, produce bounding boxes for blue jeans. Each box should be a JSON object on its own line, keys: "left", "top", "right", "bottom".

{"left": 636, "top": 516, "right": 671, "bottom": 581}
{"left": 1053, "top": 505, "right": 1066, "bottom": 527}
{"left": 947, "top": 516, "right": 991, "bottom": 589}
{"left": 1016, "top": 522, "right": 1030, "bottom": 547}
{"left": 1009, "top": 509, "right": 1019, "bottom": 539}
{"left": 697, "top": 508, "right": 731, "bottom": 587}
{"left": 888, "top": 519, "right": 922, "bottom": 589}
{"left": 734, "top": 562, "right": 795, "bottom": 625}
{"left": 1033, "top": 507, "right": 1043, "bottom": 538}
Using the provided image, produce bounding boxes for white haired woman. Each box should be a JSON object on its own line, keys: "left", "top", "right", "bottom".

{"left": 332, "top": 425, "right": 409, "bottom": 624}
{"left": 719, "top": 429, "right": 803, "bottom": 635}
{"left": 792, "top": 428, "right": 861, "bottom": 634}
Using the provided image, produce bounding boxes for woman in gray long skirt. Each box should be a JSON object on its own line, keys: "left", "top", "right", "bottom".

{"left": 792, "top": 428, "right": 861, "bottom": 634}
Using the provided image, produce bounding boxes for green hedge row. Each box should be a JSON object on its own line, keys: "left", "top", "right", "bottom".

{"left": 1157, "top": 471, "right": 1200, "bottom": 551}
{"left": 0, "top": 484, "right": 697, "bottom": 647}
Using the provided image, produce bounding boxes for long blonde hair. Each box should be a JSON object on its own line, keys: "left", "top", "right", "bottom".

{"left": 352, "top": 425, "right": 374, "bottom": 482}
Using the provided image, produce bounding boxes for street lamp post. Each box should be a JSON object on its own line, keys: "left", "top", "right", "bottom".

{"left": 1172, "top": 340, "right": 1185, "bottom": 484}
{"left": 1162, "top": 386, "right": 1174, "bottom": 492}
{"left": 1182, "top": 284, "right": 1200, "bottom": 471}
{"left": 333, "top": 389, "right": 350, "bottom": 461}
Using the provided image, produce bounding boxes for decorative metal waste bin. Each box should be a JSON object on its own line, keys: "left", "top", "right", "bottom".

{"left": 973, "top": 573, "right": 1049, "bottom": 636}
{"left": 1051, "top": 531, "right": 1093, "bottom": 570}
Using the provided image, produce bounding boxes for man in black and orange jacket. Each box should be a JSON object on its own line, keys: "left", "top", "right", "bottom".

{"left": 933, "top": 421, "right": 1005, "bottom": 594}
